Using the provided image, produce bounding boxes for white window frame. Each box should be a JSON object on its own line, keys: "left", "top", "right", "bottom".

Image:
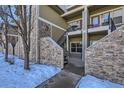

{"left": 70, "top": 42, "right": 82, "bottom": 54}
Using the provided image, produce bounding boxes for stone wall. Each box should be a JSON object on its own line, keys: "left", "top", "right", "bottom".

{"left": 15, "top": 36, "right": 24, "bottom": 59}
{"left": 38, "top": 14, "right": 64, "bottom": 68}
{"left": 38, "top": 20, "right": 51, "bottom": 38}
{"left": 0, "top": 43, "right": 13, "bottom": 55}
{"left": 39, "top": 37, "right": 63, "bottom": 68}
{"left": 85, "top": 26, "right": 124, "bottom": 84}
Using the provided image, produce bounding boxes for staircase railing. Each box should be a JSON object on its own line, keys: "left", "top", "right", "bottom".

{"left": 57, "top": 28, "right": 71, "bottom": 46}
{"left": 57, "top": 31, "right": 66, "bottom": 46}
{"left": 38, "top": 17, "right": 66, "bottom": 42}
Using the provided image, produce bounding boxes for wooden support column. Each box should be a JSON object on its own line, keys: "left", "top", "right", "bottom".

{"left": 36, "top": 5, "right": 40, "bottom": 63}
{"left": 82, "top": 6, "right": 88, "bottom": 71}
{"left": 66, "top": 33, "right": 69, "bottom": 52}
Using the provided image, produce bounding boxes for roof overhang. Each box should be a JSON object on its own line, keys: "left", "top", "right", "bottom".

{"left": 48, "top": 5, "right": 65, "bottom": 15}
{"left": 61, "top": 6, "right": 84, "bottom": 18}
{"left": 61, "top": 5, "right": 93, "bottom": 20}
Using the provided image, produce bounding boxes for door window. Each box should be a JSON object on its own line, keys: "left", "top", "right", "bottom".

{"left": 71, "top": 43, "right": 82, "bottom": 53}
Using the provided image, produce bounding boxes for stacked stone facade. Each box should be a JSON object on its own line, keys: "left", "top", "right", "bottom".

{"left": 39, "top": 37, "right": 63, "bottom": 68}
{"left": 85, "top": 26, "right": 124, "bottom": 84}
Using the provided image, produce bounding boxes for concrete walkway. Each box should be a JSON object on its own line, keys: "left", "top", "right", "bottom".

{"left": 68, "top": 53, "right": 83, "bottom": 67}
{"left": 36, "top": 53, "right": 84, "bottom": 88}
{"left": 64, "top": 63, "right": 84, "bottom": 75}
{"left": 36, "top": 70, "right": 81, "bottom": 88}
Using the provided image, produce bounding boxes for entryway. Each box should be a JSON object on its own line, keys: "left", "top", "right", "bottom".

{"left": 64, "top": 53, "right": 84, "bottom": 75}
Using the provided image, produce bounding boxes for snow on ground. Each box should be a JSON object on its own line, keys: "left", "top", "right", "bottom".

{"left": 0, "top": 53, "right": 61, "bottom": 88}
{"left": 76, "top": 75, "right": 124, "bottom": 88}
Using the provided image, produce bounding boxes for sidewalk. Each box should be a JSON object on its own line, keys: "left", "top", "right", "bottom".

{"left": 64, "top": 63, "right": 84, "bottom": 75}
{"left": 36, "top": 70, "right": 81, "bottom": 88}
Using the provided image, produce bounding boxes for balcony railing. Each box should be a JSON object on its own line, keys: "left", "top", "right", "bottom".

{"left": 88, "top": 24, "right": 100, "bottom": 28}
{"left": 67, "top": 25, "right": 82, "bottom": 32}
{"left": 67, "top": 19, "right": 122, "bottom": 33}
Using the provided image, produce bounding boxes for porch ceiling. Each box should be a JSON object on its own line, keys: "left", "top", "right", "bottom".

{"left": 61, "top": 6, "right": 83, "bottom": 20}
{"left": 88, "top": 5, "right": 122, "bottom": 14}
{"left": 88, "top": 5, "right": 109, "bottom": 12}
{"left": 48, "top": 5, "right": 65, "bottom": 15}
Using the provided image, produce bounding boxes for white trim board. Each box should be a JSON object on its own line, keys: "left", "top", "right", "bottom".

{"left": 88, "top": 25, "right": 109, "bottom": 33}
{"left": 67, "top": 18, "right": 82, "bottom": 24}
{"left": 66, "top": 5, "right": 76, "bottom": 10}
{"left": 38, "top": 17, "right": 66, "bottom": 31}
{"left": 68, "top": 30, "right": 82, "bottom": 35}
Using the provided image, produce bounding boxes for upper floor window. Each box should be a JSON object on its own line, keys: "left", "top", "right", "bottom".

{"left": 112, "top": 9, "right": 122, "bottom": 24}
{"left": 101, "top": 12, "right": 110, "bottom": 26}
{"left": 91, "top": 16, "right": 100, "bottom": 27}
{"left": 89, "top": 8, "right": 122, "bottom": 28}
{"left": 69, "top": 20, "right": 82, "bottom": 31}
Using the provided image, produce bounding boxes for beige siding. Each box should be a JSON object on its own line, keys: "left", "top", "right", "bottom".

{"left": 90, "top": 5, "right": 122, "bottom": 16}
{"left": 68, "top": 33, "right": 107, "bottom": 48}
{"left": 69, "top": 36, "right": 82, "bottom": 43}
{"left": 122, "top": 6, "right": 124, "bottom": 23}
{"left": 88, "top": 33, "right": 107, "bottom": 46}
{"left": 52, "top": 26, "right": 65, "bottom": 42}
{"left": 89, "top": 34, "right": 107, "bottom": 41}
{"left": 67, "top": 15, "right": 82, "bottom": 23}
{"left": 39, "top": 5, "right": 67, "bottom": 29}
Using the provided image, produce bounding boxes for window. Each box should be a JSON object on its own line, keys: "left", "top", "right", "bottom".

{"left": 102, "top": 12, "right": 110, "bottom": 26}
{"left": 113, "top": 17, "right": 122, "bottom": 24}
{"left": 71, "top": 43, "right": 82, "bottom": 53}
{"left": 112, "top": 9, "right": 122, "bottom": 24}
{"left": 91, "top": 16, "right": 100, "bottom": 27}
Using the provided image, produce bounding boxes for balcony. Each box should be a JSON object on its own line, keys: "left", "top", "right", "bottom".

{"left": 67, "top": 25, "right": 82, "bottom": 36}
{"left": 88, "top": 23, "right": 109, "bottom": 33}
{"left": 68, "top": 30, "right": 81, "bottom": 36}
{"left": 88, "top": 25, "right": 109, "bottom": 33}
{"left": 67, "top": 24, "right": 109, "bottom": 36}
{"left": 67, "top": 20, "right": 123, "bottom": 36}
